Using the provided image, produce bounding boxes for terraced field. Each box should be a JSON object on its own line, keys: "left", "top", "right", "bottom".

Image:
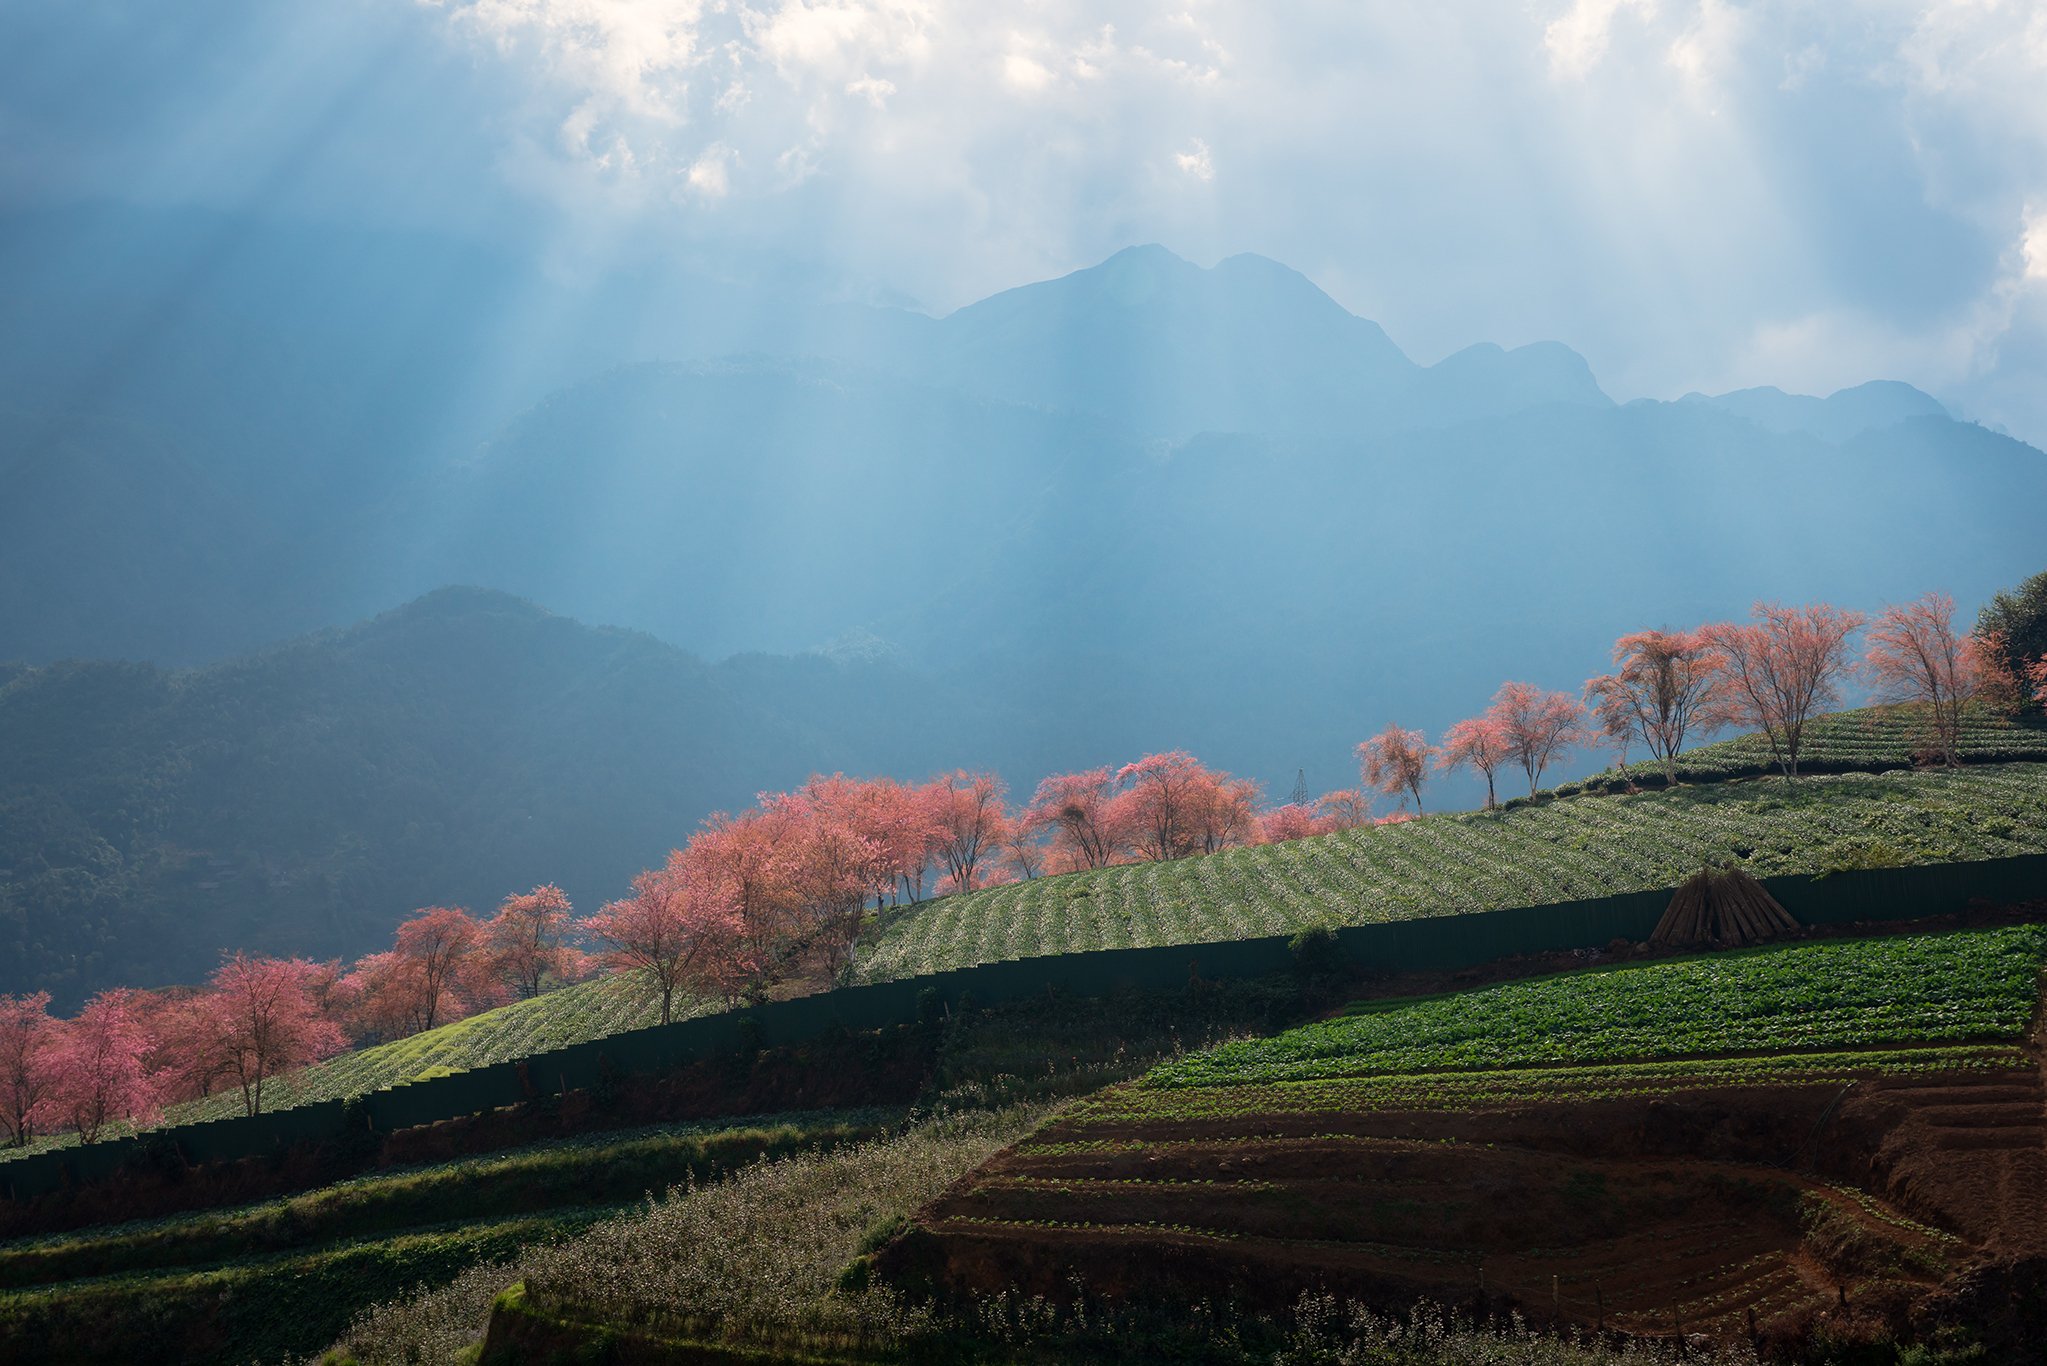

{"left": 0, "top": 1109, "right": 892, "bottom": 1365}
{"left": 858, "top": 765, "right": 2047, "bottom": 979}
{"left": 888, "top": 928, "right": 2047, "bottom": 1341}
{"left": 1557, "top": 705, "right": 2047, "bottom": 794}
{"left": 0, "top": 967, "right": 699, "bottom": 1161}
{"left": 17, "top": 762, "right": 2042, "bottom": 1161}
{"left": 1151, "top": 926, "right": 2047, "bottom": 1086}
{"left": 173, "top": 970, "right": 699, "bottom": 1121}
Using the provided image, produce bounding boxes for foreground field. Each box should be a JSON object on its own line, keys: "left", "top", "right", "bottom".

{"left": 885, "top": 928, "right": 2047, "bottom": 1344}
{"left": 0, "top": 1109, "right": 894, "bottom": 1365}
{"left": 2, "top": 978, "right": 1318, "bottom": 1364}
{"left": 858, "top": 765, "right": 2047, "bottom": 979}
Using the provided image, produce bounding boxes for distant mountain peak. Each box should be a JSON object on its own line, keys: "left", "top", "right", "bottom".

{"left": 815, "top": 628, "right": 908, "bottom": 668}
{"left": 360, "top": 585, "right": 552, "bottom": 629}
{"left": 1097, "top": 242, "right": 1192, "bottom": 269}
{"left": 1828, "top": 379, "right": 1948, "bottom": 413}
{"left": 1413, "top": 338, "right": 1611, "bottom": 418}
{"left": 1671, "top": 379, "right": 1947, "bottom": 443}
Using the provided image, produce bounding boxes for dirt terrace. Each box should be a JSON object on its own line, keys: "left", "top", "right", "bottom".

{"left": 879, "top": 1053, "right": 2047, "bottom": 1342}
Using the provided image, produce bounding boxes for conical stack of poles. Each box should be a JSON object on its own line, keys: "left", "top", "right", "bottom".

{"left": 1650, "top": 867, "right": 1797, "bottom": 948}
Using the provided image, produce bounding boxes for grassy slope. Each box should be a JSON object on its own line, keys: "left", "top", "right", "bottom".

{"left": 325, "top": 1106, "right": 1053, "bottom": 1366}
{"left": 858, "top": 764, "right": 2047, "bottom": 979}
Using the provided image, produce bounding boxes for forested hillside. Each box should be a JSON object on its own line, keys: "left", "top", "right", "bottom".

{"left": 0, "top": 589, "right": 1038, "bottom": 1004}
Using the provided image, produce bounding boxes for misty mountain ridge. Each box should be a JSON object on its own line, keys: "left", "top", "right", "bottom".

{"left": 1657, "top": 380, "right": 1950, "bottom": 443}
{"left": 2, "top": 208, "right": 2039, "bottom": 1005}
{"left": 0, "top": 206, "right": 2021, "bottom": 678}
{"left": 874, "top": 244, "right": 1616, "bottom": 438}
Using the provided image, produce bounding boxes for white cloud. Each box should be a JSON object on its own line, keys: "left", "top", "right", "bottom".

{"left": 746, "top": 1, "right": 934, "bottom": 79}
{"left": 846, "top": 75, "right": 896, "bottom": 106}
{"left": 1543, "top": 0, "right": 1653, "bottom": 81}
{"left": 1002, "top": 52, "right": 1053, "bottom": 92}
{"left": 1667, "top": 0, "right": 1744, "bottom": 93}
{"left": 686, "top": 143, "right": 733, "bottom": 196}
{"left": 2025, "top": 207, "right": 2047, "bottom": 284}
{"left": 414, "top": 0, "right": 2047, "bottom": 445}
{"left": 1725, "top": 204, "right": 2047, "bottom": 410}
{"left": 442, "top": 0, "right": 708, "bottom": 122}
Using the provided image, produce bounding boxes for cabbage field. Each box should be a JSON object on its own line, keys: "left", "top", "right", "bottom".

{"left": 1145, "top": 925, "right": 2047, "bottom": 1088}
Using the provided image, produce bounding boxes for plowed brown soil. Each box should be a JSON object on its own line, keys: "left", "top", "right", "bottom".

{"left": 879, "top": 1054, "right": 2047, "bottom": 1342}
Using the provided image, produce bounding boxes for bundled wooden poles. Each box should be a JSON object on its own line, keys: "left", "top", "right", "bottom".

{"left": 1651, "top": 867, "right": 1798, "bottom": 948}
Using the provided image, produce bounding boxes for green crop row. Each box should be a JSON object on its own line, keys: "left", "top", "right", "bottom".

{"left": 0, "top": 1209, "right": 599, "bottom": 1366}
{"left": 1066, "top": 1046, "right": 2028, "bottom": 1128}
{"left": 1145, "top": 927, "right": 2047, "bottom": 1088}
{"left": 171, "top": 972, "right": 694, "bottom": 1125}
{"left": 858, "top": 766, "right": 2047, "bottom": 981}
{"left": 0, "top": 1109, "right": 894, "bottom": 1290}
{"left": 1554, "top": 705, "right": 2047, "bottom": 796}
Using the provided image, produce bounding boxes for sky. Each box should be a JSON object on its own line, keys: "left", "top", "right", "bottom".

{"left": 4, "top": 0, "right": 2045, "bottom": 443}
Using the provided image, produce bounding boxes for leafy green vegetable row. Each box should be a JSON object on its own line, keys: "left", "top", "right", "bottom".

{"left": 1145, "top": 927, "right": 2047, "bottom": 1088}
{"left": 1059, "top": 1045, "right": 2027, "bottom": 1128}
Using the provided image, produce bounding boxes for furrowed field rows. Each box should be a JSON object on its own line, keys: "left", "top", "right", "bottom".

{"left": 856, "top": 766, "right": 2047, "bottom": 980}
{"left": 1556, "top": 706, "right": 2047, "bottom": 794}
{"left": 0, "top": 1109, "right": 894, "bottom": 1288}
{"left": 1045, "top": 1046, "right": 2031, "bottom": 1131}
{"left": 2, "top": 973, "right": 710, "bottom": 1156}
{"left": 173, "top": 972, "right": 705, "bottom": 1122}
{"left": 1146, "top": 927, "right": 2047, "bottom": 1088}
{"left": 17, "top": 762, "right": 2043, "bottom": 1159}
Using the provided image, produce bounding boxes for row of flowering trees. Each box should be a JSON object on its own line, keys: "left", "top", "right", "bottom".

{"left": 573, "top": 763, "right": 1400, "bottom": 1025}
{"left": 0, "top": 758, "right": 1393, "bottom": 1147}
{"left": 0, "top": 887, "right": 592, "bottom": 1145}
{"left": 1353, "top": 593, "right": 2044, "bottom": 814}
{"left": 6, "top": 590, "right": 2041, "bottom": 1147}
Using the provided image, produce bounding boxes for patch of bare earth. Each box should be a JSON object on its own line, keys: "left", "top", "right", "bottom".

{"left": 879, "top": 1054, "right": 2047, "bottom": 1343}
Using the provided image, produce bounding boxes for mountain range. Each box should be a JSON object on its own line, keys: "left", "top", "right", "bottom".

{"left": 2, "top": 209, "right": 2043, "bottom": 999}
